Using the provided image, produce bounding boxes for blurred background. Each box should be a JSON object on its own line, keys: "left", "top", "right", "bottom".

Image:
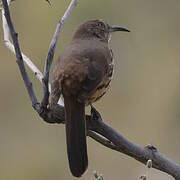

{"left": 0, "top": 0, "right": 180, "bottom": 179}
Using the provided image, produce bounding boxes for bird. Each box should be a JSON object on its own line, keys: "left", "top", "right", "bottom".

{"left": 50, "top": 19, "right": 129, "bottom": 177}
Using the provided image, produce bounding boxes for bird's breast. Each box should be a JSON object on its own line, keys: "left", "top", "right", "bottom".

{"left": 86, "top": 49, "right": 114, "bottom": 105}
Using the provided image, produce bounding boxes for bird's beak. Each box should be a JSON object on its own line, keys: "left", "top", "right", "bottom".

{"left": 109, "top": 25, "right": 130, "bottom": 33}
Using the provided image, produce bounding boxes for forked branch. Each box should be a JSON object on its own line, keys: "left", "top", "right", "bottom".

{"left": 1, "top": 0, "right": 180, "bottom": 179}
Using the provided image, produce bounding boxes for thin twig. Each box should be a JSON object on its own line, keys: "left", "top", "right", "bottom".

{"left": 1, "top": 0, "right": 44, "bottom": 83}
{"left": 139, "top": 159, "right": 152, "bottom": 180}
{"left": 41, "top": 0, "right": 77, "bottom": 108}
{"left": 45, "top": 0, "right": 51, "bottom": 6}
{"left": 2, "top": 0, "right": 41, "bottom": 112}
{"left": 146, "top": 159, "right": 152, "bottom": 180}
{"left": 91, "top": 171, "right": 104, "bottom": 180}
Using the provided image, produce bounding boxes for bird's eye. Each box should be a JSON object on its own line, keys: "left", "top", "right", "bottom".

{"left": 97, "top": 22, "right": 106, "bottom": 31}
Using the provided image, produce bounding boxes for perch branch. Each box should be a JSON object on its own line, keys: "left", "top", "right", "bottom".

{"left": 87, "top": 130, "right": 119, "bottom": 151}
{"left": 87, "top": 114, "right": 180, "bottom": 180}
{"left": 2, "top": 0, "right": 180, "bottom": 180}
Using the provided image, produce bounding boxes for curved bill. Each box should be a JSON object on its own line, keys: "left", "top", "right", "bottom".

{"left": 109, "top": 25, "right": 130, "bottom": 32}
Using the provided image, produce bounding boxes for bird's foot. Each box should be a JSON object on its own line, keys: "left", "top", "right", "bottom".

{"left": 90, "top": 104, "right": 103, "bottom": 122}
{"left": 87, "top": 104, "right": 103, "bottom": 130}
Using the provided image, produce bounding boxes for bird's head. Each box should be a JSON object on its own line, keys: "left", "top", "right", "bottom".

{"left": 73, "top": 19, "right": 130, "bottom": 42}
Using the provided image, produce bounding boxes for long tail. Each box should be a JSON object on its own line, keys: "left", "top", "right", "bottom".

{"left": 63, "top": 94, "right": 88, "bottom": 177}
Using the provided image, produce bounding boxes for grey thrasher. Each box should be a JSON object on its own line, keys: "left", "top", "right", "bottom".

{"left": 50, "top": 19, "right": 129, "bottom": 177}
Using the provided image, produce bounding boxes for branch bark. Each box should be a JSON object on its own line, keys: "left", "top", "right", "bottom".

{"left": 1, "top": 0, "right": 40, "bottom": 111}
{"left": 41, "top": 0, "right": 77, "bottom": 107}
{"left": 1, "top": 0, "right": 180, "bottom": 179}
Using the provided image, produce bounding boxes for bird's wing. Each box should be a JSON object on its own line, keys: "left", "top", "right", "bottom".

{"left": 77, "top": 57, "right": 106, "bottom": 103}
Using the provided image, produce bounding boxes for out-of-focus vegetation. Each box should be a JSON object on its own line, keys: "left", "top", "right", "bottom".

{"left": 0, "top": 0, "right": 180, "bottom": 179}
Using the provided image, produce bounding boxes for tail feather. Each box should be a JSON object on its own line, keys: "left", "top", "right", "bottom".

{"left": 64, "top": 95, "right": 88, "bottom": 177}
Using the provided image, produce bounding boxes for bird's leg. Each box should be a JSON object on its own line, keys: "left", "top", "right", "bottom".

{"left": 87, "top": 104, "right": 103, "bottom": 132}
{"left": 90, "top": 104, "right": 103, "bottom": 122}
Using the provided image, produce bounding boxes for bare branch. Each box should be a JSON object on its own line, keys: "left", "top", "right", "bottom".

{"left": 1, "top": 0, "right": 44, "bottom": 83}
{"left": 87, "top": 114, "right": 180, "bottom": 180}
{"left": 36, "top": 102, "right": 180, "bottom": 180}
{"left": 87, "top": 130, "right": 119, "bottom": 151}
{"left": 41, "top": 0, "right": 77, "bottom": 108}
{"left": 1, "top": 0, "right": 67, "bottom": 106}
{"left": 1, "top": 0, "right": 41, "bottom": 112}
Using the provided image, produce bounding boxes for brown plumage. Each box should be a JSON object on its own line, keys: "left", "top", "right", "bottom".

{"left": 50, "top": 19, "right": 129, "bottom": 177}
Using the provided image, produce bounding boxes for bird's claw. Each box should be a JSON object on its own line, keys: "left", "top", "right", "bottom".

{"left": 90, "top": 104, "right": 103, "bottom": 122}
